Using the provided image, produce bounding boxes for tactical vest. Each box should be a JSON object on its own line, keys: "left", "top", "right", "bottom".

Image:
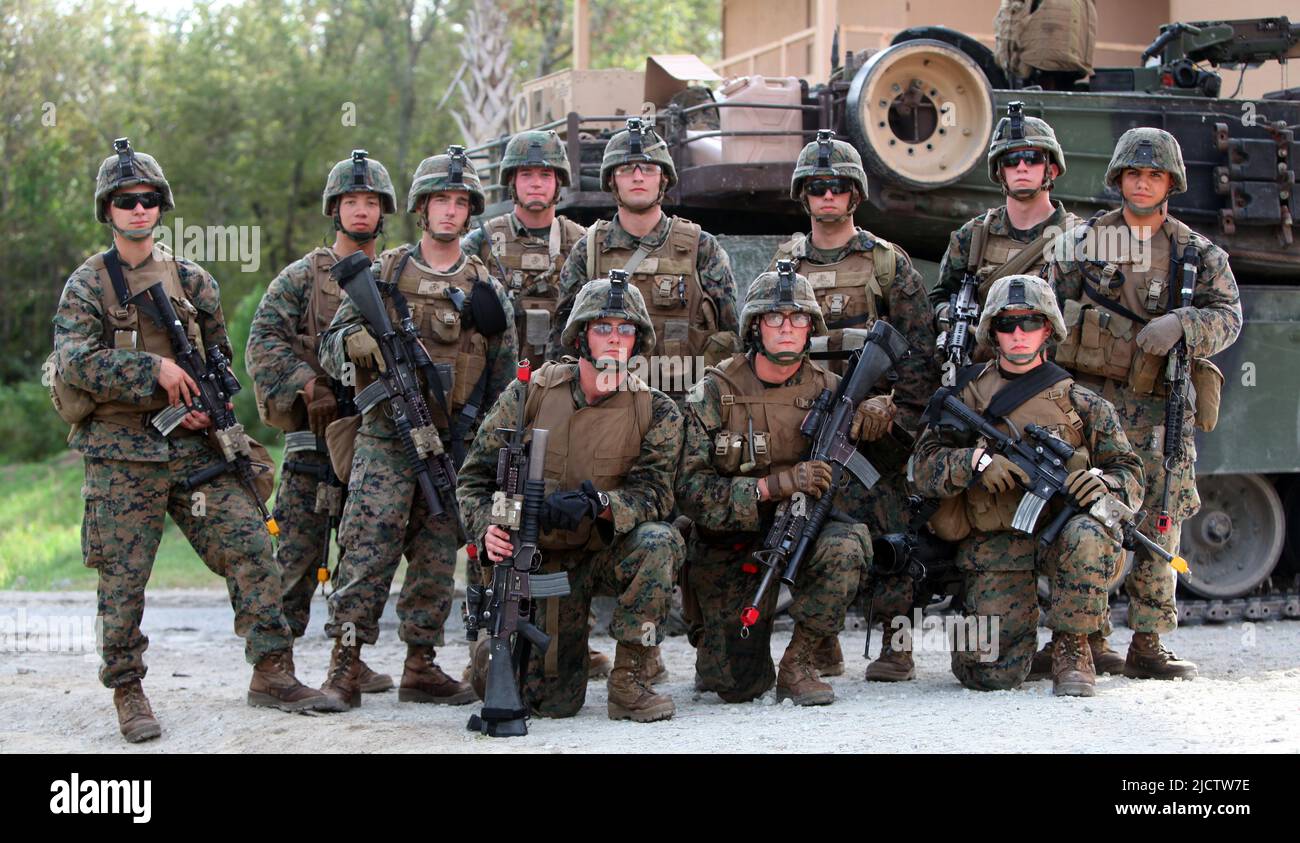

{"left": 91, "top": 250, "right": 205, "bottom": 428}
{"left": 706, "top": 355, "right": 836, "bottom": 479}
{"left": 369, "top": 248, "right": 493, "bottom": 426}
{"left": 585, "top": 216, "right": 719, "bottom": 361}
{"left": 958, "top": 364, "right": 1090, "bottom": 532}
{"left": 774, "top": 232, "right": 897, "bottom": 366}
{"left": 1055, "top": 210, "right": 1195, "bottom": 393}
{"left": 522, "top": 361, "right": 652, "bottom": 551}
{"left": 481, "top": 214, "right": 584, "bottom": 362}
{"left": 970, "top": 209, "right": 1081, "bottom": 300}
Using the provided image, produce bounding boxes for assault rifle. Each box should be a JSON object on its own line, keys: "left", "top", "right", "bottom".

{"left": 463, "top": 361, "right": 570, "bottom": 737}
{"left": 740, "top": 320, "right": 911, "bottom": 632}
{"left": 329, "top": 251, "right": 465, "bottom": 542}
{"left": 938, "top": 273, "right": 979, "bottom": 387}
{"left": 1157, "top": 246, "right": 1198, "bottom": 536}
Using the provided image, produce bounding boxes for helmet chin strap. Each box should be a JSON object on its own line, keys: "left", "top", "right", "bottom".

{"left": 1122, "top": 192, "right": 1169, "bottom": 217}
{"left": 997, "top": 343, "right": 1046, "bottom": 366}
{"left": 510, "top": 180, "right": 561, "bottom": 210}
{"left": 1002, "top": 169, "right": 1054, "bottom": 201}
{"left": 334, "top": 209, "right": 382, "bottom": 244}
{"left": 612, "top": 176, "right": 666, "bottom": 210}
{"left": 802, "top": 186, "right": 860, "bottom": 225}
{"left": 111, "top": 220, "right": 156, "bottom": 241}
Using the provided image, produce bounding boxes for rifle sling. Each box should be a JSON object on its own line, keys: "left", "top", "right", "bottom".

{"left": 103, "top": 248, "right": 166, "bottom": 329}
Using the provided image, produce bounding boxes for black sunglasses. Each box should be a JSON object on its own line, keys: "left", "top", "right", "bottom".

{"left": 110, "top": 192, "right": 164, "bottom": 210}
{"left": 1001, "top": 149, "right": 1047, "bottom": 168}
{"left": 803, "top": 178, "right": 853, "bottom": 196}
{"left": 993, "top": 313, "right": 1048, "bottom": 333}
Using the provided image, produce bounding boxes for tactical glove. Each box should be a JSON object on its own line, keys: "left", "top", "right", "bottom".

{"left": 978, "top": 454, "right": 1030, "bottom": 494}
{"left": 850, "top": 393, "right": 897, "bottom": 442}
{"left": 345, "top": 328, "right": 385, "bottom": 372}
{"left": 766, "top": 460, "right": 834, "bottom": 500}
{"left": 306, "top": 378, "right": 339, "bottom": 438}
{"left": 1066, "top": 469, "right": 1108, "bottom": 509}
{"left": 1135, "top": 312, "right": 1184, "bottom": 356}
{"left": 542, "top": 480, "right": 604, "bottom": 532}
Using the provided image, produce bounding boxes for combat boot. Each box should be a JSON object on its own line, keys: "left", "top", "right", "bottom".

{"left": 588, "top": 647, "right": 612, "bottom": 679}
{"left": 113, "top": 680, "right": 161, "bottom": 743}
{"left": 813, "top": 634, "right": 845, "bottom": 677}
{"left": 319, "top": 639, "right": 363, "bottom": 709}
{"left": 1089, "top": 631, "right": 1126, "bottom": 676}
{"left": 249, "top": 649, "right": 346, "bottom": 712}
{"left": 776, "top": 625, "right": 835, "bottom": 706}
{"left": 399, "top": 644, "right": 477, "bottom": 704}
{"left": 642, "top": 644, "right": 668, "bottom": 685}
{"left": 1027, "top": 641, "right": 1053, "bottom": 680}
{"left": 865, "top": 637, "right": 915, "bottom": 682}
{"left": 607, "top": 642, "right": 675, "bottom": 722}
{"left": 358, "top": 659, "right": 394, "bottom": 693}
{"left": 1123, "top": 632, "right": 1198, "bottom": 680}
{"left": 1051, "top": 632, "right": 1096, "bottom": 697}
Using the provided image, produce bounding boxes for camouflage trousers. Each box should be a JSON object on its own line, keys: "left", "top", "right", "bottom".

{"left": 684, "top": 520, "right": 868, "bottom": 702}
{"left": 951, "top": 514, "right": 1119, "bottom": 691}
{"left": 324, "top": 434, "right": 455, "bottom": 646}
{"left": 844, "top": 470, "right": 913, "bottom": 625}
{"left": 273, "top": 447, "right": 336, "bottom": 638}
{"left": 524, "top": 521, "right": 682, "bottom": 718}
{"left": 81, "top": 443, "right": 293, "bottom": 688}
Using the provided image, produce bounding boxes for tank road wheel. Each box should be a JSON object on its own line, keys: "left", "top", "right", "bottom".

{"left": 1178, "top": 473, "right": 1285, "bottom": 599}
{"left": 846, "top": 39, "right": 995, "bottom": 191}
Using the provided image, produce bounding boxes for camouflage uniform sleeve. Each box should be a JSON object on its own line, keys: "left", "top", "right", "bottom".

{"left": 932, "top": 220, "right": 974, "bottom": 307}
{"left": 1073, "top": 385, "right": 1145, "bottom": 509}
{"left": 52, "top": 264, "right": 161, "bottom": 400}
{"left": 547, "top": 234, "right": 590, "bottom": 358}
{"left": 910, "top": 424, "right": 980, "bottom": 500}
{"left": 606, "top": 390, "right": 682, "bottom": 534}
{"left": 179, "top": 261, "right": 234, "bottom": 361}
{"left": 697, "top": 231, "right": 739, "bottom": 334}
{"left": 245, "top": 260, "right": 316, "bottom": 420}
{"left": 456, "top": 379, "right": 526, "bottom": 543}
{"left": 1047, "top": 230, "right": 1084, "bottom": 304}
{"left": 319, "top": 289, "right": 365, "bottom": 382}
{"left": 1177, "top": 240, "right": 1242, "bottom": 359}
{"left": 675, "top": 376, "right": 765, "bottom": 532}
{"left": 886, "top": 251, "right": 940, "bottom": 430}
{"left": 480, "top": 276, "right": 520, "bottom": 410}
{"left": 460, "top": 227, "right": 485, "bottom": 260}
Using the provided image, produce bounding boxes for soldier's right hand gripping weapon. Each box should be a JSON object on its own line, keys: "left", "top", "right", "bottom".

{"left": 928, "top": 391, "right": 1190, "bottom": 572}
{"left": 140, "top": 284, "right": 279, "bottom": 536}
{"left": 329, "top": 251, "right": 466, "bottom": 542}
{"left": 463, "top": 361, "right": 571, "bottom": 738}
{"left": 1156, "top": 246, "right": 1198, "bottom": 536}
{"left": 740, "top": 319, "right": 912, "bottom": 633}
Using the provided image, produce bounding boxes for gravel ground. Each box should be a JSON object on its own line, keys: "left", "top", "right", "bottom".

{"left": 1, "top": 590, "right": 1297, "bottom": 754}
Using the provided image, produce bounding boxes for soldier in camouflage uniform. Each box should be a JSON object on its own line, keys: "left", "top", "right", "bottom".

{"left": 458, "top": 274, "right": 682, "bottom": 721}
{"left": 911, "top": 275, "right": 1145, "bottom": 695}
{"left": 52, "top": 139, "right": 339, "bottom": 743}
{"left": 931, "top": 105, "right": 1080, "bottom": 328}
{"left": 676, "top": 264, "right": 876, "bottom": 705}
{"left": 1047, "top": 128, "right": 1242, "bottom": 680}
{"left": 246, "top": 150, "right": 397, "bottom": 695}
{"left": 316, "top": 147, "right": 518, "bottom": 707}
{"left": 767, "top": 131, "right": 940, "bottom": 681}
{"left": 547, "top": 118, "right": 740, "bottom": 387}
{"left": 462, "top": 131, "right": 586, "bottom": 370}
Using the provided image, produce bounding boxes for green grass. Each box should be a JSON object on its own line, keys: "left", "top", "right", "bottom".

{"left": 1, "top": 447, "right": 286, "bottom": 591}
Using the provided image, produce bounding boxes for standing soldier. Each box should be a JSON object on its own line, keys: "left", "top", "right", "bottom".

{"left": 675, "top": 265, "right": 872, "bottom": 704}
{"left": 1049, "top": 128, "right": 1242, "bottom": 679}
{"left": 768, "top": 130, "right": 939, "bottom": 681}
{"left": 246, "top": 150, "right": 397, "bottom": 695}
{"left": 931, "top": 104, "right": 1079, "bottom": 346}
{"left": 316, "top": 147, "right": 518, "bottom": 707}
{"left": 462, "top": 130, "right": 586, "bottom": 369}
{"left": 52, "top": 139, "right": 339, "bottom": 742}
{"left": 911, "top": 275, "right": 1145, "bottom": 695}
{"left": 457, "top": 274, "right": 683, "bottom": 721}
{"left": 547, "top": 117, "right": 740, "bottom": 385}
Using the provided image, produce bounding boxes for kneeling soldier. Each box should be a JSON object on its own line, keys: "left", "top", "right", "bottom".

{"left": 911, "top": 275, "right": 1144, "bottom": 695}
{"left": 457, "top": 273, "right": 683, "bottom": 721}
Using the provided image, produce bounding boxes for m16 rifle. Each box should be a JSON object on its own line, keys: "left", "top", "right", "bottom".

{"left": 740, "top": 319, "right": 911, "bottom": 633}
{"left": 463, "top": 361, "right": 571, "bottom": 737}
{"left": 1156, "top": 246, "right": 1198, "bottom": 537}
{"left": 329, "top": 251, "right": 465, "bottom": 541}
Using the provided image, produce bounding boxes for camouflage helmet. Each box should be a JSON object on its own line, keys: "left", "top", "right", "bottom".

{"left": 789, "top": 130, "right": 868, "bottom": 202}
{"left": 499, "top": 130, "right": 571, "bottom": 187}
{"left": 1104, "top": 127, "right": 1187, "bottom": 195}
{"left": 975, "top": 274, "right": 1067, "bottom": 347}
{"left": 740, "top": 260, "right": 827, "bottom": 338}
{"left": 600, "top": 117, "right": 678, "bottom": 191}
{"left": 559, "top": 270, "right": 656, "bottom": 354}
{"left": 321, "top": 150, "right": 397, "bottom": 216}
{"left": 94, "top": 138, "right": 175, "bottom": 223}
{"left": 986, "top": 105, "right": 1067, "bottom": 182}
{"left": 407, "top": 145, "right": 486, "bottom": 216}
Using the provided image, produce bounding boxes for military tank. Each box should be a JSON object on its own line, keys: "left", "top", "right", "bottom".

{"left": 471, "top": 17, "right": 1300, "bottom": 620}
